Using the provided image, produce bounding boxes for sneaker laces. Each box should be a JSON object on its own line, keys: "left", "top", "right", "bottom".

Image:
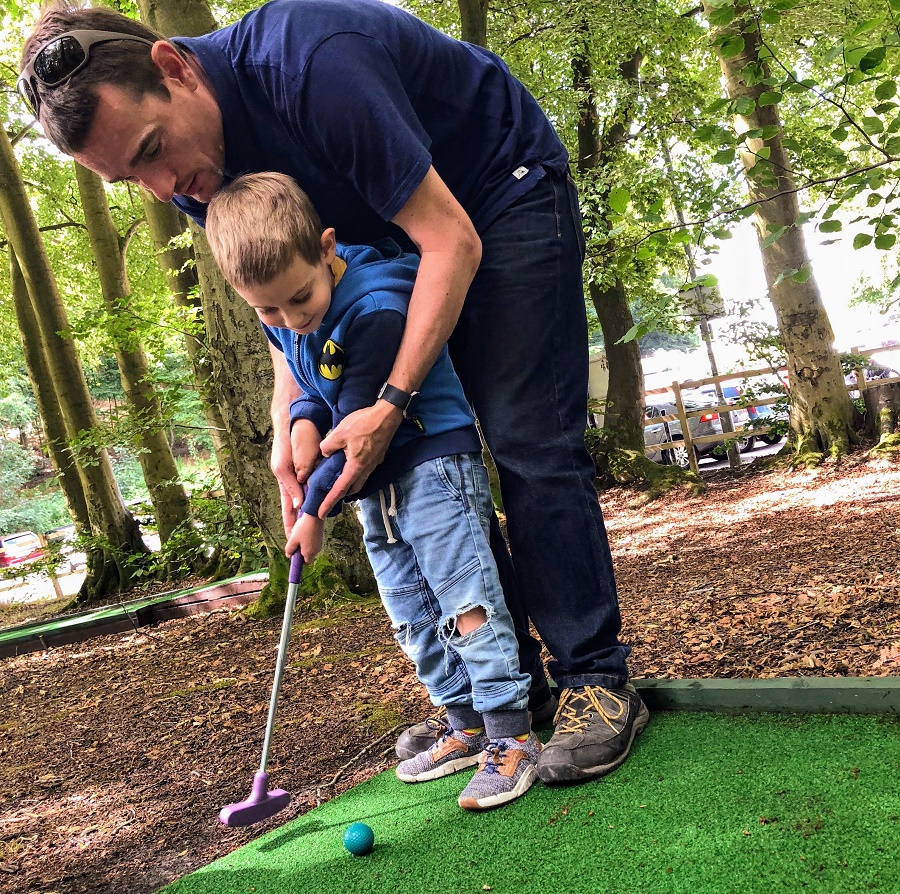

{"left": 481, "top": 741, "right": 508, "bottom": 774}
{"left": 554, "top": 686, "right": 626, "bottom": 734}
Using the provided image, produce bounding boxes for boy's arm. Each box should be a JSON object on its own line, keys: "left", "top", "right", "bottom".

{"left": 302, "top": 308, "right": 406, "bottom": 520}
{"left": 269, "top": 344, "right": 326, "bottom": 537}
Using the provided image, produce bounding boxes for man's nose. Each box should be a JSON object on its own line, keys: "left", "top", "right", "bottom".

{"left": 140, "top": 169, "right": 177, "bottom": 204}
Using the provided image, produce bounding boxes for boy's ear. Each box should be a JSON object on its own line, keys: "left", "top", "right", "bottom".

{"left": 321, "top": 228, "right": 337, "bottom": 264}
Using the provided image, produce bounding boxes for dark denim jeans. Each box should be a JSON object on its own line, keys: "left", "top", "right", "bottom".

{"left": 448, "top": 167, "right": 631, "bottom": 690}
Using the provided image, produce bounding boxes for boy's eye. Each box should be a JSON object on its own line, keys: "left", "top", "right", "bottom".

{"left": 145, "top": 141, "right": 162, "bottom": 161}
{"left": 290, "top": 294, "right": 310, "bottom": 306}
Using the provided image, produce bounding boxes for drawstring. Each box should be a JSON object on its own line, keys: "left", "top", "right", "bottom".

{"left": 379, "top": 483, "right": 398, "bottom": 544}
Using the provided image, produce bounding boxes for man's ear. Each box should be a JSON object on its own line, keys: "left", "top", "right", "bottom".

{"left": 321, "top": 227, "right": 337, "bottom": 264}
{"left": 150, "top": 41, "right": 197, "bottom": 87}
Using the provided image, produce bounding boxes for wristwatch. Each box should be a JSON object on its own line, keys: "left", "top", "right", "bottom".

{"left": 377, "top": 382, "right": 419, "bottom": 418}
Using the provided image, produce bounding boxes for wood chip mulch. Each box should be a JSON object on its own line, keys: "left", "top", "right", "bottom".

{"left": 1, "top": 451, "right": 898, "bottom": 894}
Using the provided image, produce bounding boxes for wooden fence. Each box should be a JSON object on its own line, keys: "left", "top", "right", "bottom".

{"left": 644, "top": 346, "right": 900, "bottom": 474}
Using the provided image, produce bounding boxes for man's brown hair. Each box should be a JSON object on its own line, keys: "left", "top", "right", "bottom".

{"left": 20, "top": 2, "right": 171, "bottom": 153}
{"left": 205, "top": 173, "right": 326, "bottom": 289}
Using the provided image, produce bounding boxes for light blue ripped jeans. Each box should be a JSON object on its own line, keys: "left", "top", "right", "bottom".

{"left": 358, "top": 453, "right": 531, "bottom": 718}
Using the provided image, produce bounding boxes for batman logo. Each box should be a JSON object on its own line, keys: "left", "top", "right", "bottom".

{"left": 319, "top": 339, "right": 345, "bottom": 380}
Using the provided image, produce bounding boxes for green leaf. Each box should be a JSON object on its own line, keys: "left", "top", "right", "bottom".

{"left": 756, "top": 146, "right": 772, "bottom": 159}
{"left": 781, "top": 137, "right": 802, "bottom": 151}
{"left": 608, "top": 187, "right": 630, "bottom": 214}
{"left": 859, "top": 46, "right": 887, "bottom": 72}
{"left": 635, "top": 246, "right": 653, "bottom": 260}
{"left": 761, "top": 225, "right": 788, "bottom": 248}
{"left": 713, "top": 148, "right": 736, "bottom": 164}
{"left": 863, "top": 116, "right": 885, "bottom": 134}
{"left": 867, "top": 192, "right": 884, "bottom": 207}
{"left": 760, "top": 125, "right": 781, "bottom": 139}
{"left": 670, "top": 229, "right": 691, "bottom": 244}
{"left": 774, "top": 268, "right": 799, "bottom": 285}
{"left": 873, "top": 102, "right": 897, "bottom": 115}
{"left": 758, "top": 91, "right": 783, "bottom": 106}
{"left": 823, "top": 44, "right": 845, "bottom": 64}
{"left": 875, "top": 234, "right": 897, "bottom": 250}
{"left": 875, "top": 80, "right": 897, "bottom": 100}
{"left": 708, "top": 6, "right": 734, "bottom": 26}
{"left": 720, "top": 34, "right": 746, "bottom": 58}
{"left": 734, "top": 96, "right": 756, "bottom": 115}
{"left": 616, "top": 322, "right": 650, "bottom": 345}
{"left": 761, "top": 9, "right": 781, "bottom": 24}
{"left": 818, "top": 219, "right": 843, "bottom": 233}
{"left": 695, "top": 124, "right": 724, "bottom": 142}
{"left": 853, "top": 232, "right": 873, "bottom": 249}
{"left": 791, "top": 263, "right": 813, "bottom": 283}
{"left": 831, "top": 127, "right": 849, "bottom": 141}
{"left": 884, "top": 136, "right": 900, "bottom": 155}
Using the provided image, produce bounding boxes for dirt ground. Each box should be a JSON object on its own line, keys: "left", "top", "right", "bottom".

{"left": 1, "top": 452, "right": 899, "bottom": 894}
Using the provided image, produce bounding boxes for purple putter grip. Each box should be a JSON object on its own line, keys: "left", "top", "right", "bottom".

{"left": 289, "top": 551, "right": 304, "bottom": 585}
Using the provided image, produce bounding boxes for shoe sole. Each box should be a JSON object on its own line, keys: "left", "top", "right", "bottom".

{"left": 537, "top": 699, "right": 650, "bottom": 785}
{"left": 395, "top": 751, "right": 483, "bottom": 783}
{"left": 458, "top": 764, "right": 538, "bottom": 810}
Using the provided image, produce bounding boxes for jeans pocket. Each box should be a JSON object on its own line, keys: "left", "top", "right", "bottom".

{"left": 435, "top": 455, "right": 471, "bottom": 511}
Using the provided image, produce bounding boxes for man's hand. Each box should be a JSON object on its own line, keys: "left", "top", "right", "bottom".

{"left": 271, "top": 419, "right": 322, "bottom": 537}
{"left": 318, "top": 401, "right": 403, "bottom": 517}
{"left": 286, "top": 512, "right": 325, "bottom": 564}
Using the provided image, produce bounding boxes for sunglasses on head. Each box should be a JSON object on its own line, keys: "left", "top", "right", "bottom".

{"left": 17, "top": 29, "right": 156, "bottom": 116}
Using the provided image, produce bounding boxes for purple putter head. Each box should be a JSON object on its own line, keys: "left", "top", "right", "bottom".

{"left": 219, "top": 772, "right": 291, "bottom": 827}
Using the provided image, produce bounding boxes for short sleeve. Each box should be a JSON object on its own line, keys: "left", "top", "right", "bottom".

{"left": 292, "top": 33, "right": 433, "bottom": 221}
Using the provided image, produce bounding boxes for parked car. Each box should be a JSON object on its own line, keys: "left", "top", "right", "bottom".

{"left": 0, "top": 531, "right": 44, "bottom": 568}
{"left": 645, "top": 398, "right": 755, "bottom": 469}
{"left": 689, "top": 385, "right": 787, "bottom": 448}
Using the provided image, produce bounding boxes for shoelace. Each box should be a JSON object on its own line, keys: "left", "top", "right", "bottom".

{"left": 481, "top": 741, "right": 508, "bottom": 774}
{"left": 554, "top": 686, "right": 626, "bottom": 734}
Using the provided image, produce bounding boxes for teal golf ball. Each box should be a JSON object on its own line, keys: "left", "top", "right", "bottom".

{"left": 343, "top": 822, "right": 374, "bottom": 856}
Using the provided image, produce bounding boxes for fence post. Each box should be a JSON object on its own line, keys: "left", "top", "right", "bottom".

{"left": 672, "top": 380, "right": 700, "bottom": 475}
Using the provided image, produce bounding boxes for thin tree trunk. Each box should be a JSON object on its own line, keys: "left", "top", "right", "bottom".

{"left": 706, "top": 0, "right": 856, "bottom": 455}
{"left": 458, "top": 0, "right": 489, "bottom": 48}
{"left": 0, "top": 126, "right": 146, "bottom": 601}
{"left": 574, "top": 40, "right": 646, "bottom": 453}
{"left": 9, "top": 250, "right": 91, "bottom": 533}
{"left": 141, "top": 195, "right": 243, "bottom": 499}
{"left": 74, "top": 163, "right": 194, "bottom": 547}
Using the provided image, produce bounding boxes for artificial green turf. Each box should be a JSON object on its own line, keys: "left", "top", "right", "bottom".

{"left": 160, "top": 712, "right": 900, "bottom": 894}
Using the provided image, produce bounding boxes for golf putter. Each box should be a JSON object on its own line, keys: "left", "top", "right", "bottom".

{"left": 219, "top": 549, "right": 304, "bottom": 827}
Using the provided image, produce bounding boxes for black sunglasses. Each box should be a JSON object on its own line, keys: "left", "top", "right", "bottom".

{"left": 17, "top": 29, "right": 155, "bottom": 116}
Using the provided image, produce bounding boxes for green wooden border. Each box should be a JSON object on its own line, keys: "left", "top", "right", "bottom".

{"left": 635, "top": 677, "right": 900, "bottom": 714}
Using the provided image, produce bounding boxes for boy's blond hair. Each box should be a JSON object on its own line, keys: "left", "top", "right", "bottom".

{"left": 205, "top": 172, "right": 324, "bottom": 288}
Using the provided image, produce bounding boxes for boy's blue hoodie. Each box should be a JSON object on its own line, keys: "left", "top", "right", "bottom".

{"left": 262, "top": 240, "right": 481, "bottom": 517}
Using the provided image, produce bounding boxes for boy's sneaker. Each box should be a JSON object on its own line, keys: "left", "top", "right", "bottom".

{"left": 396, "top": 724, "right": 488, "bottom": 783}
{"left": 457, "top": 733, "right": 542, "bottom": 810}
{"left": 395, "top": 693, "right": 558, "bottom": 760}
{"left": 536, "top": 683, "right": 649, "bottom": 784}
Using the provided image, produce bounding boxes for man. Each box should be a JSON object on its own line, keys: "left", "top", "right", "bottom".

{"left": 20, "top": 0, "right": 648, "bottom": 783}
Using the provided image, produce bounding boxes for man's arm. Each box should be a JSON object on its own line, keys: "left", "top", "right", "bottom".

{"left": 317, "top": 166, "right": 481, "bottom": 516}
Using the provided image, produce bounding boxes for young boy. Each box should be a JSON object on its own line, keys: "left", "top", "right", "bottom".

{"left": 205, "top": 172, "right": 541, "bottom": 810}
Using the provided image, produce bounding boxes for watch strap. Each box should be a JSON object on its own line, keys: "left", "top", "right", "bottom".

{"left": 377, "top": 382, "right": 418, "bottom": 417}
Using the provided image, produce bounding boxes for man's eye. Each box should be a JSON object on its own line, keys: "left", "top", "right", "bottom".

{"left": 145, "top": 142, "right": 162, "bottom": 160}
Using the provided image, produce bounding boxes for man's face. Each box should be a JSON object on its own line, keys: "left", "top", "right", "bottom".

{"left": 72, "top": 78, "right": 225, "bottom": 204}
{"left": 240, "top": 231, "right": 337, "bottom": 336}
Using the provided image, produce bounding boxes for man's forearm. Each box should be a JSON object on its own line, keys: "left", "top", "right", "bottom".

{"left": 270, "top": 343, "right": 302, "bottom": 434}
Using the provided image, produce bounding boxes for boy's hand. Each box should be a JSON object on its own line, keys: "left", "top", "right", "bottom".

{"left": 286, "top": 512, "right": 325, "bottom": 564}
{"left": 271, "top": 419, "right": 322, "bottom": 536}
{"left": 318, "top": 402, "right": 402, "bottom": 517}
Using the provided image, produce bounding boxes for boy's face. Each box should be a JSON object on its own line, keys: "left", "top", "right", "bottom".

{"left": 241, "top": 229, "right": 337, "bottom": 335}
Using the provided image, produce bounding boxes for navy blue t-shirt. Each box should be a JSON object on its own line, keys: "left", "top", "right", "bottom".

{"left": 172, "top": 0, "right": 568, "bottom": 240}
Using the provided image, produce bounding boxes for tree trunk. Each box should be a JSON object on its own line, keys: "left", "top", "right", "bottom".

{"left": 457, "top": 0, "right": 489, "bottom": 48}
{"left": 74, "top": 163, "right": 194, "bottom": 548}
{"left": 574, "top": 42, "right": 646, "bottom": 452}
{"left": 141, "top": 195, "right": 244, "bottom": 499}
{"left": 0, "top": 126, "right": 146, "bottom": 601}
{"left": 9, "top": 250, "right": 91, "bottom": 533}
{"left": 706, "top": 0, "right": 856, "bottom": 456}
{"left": 863, "top": 382, "right": 900, "bottom": 439}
